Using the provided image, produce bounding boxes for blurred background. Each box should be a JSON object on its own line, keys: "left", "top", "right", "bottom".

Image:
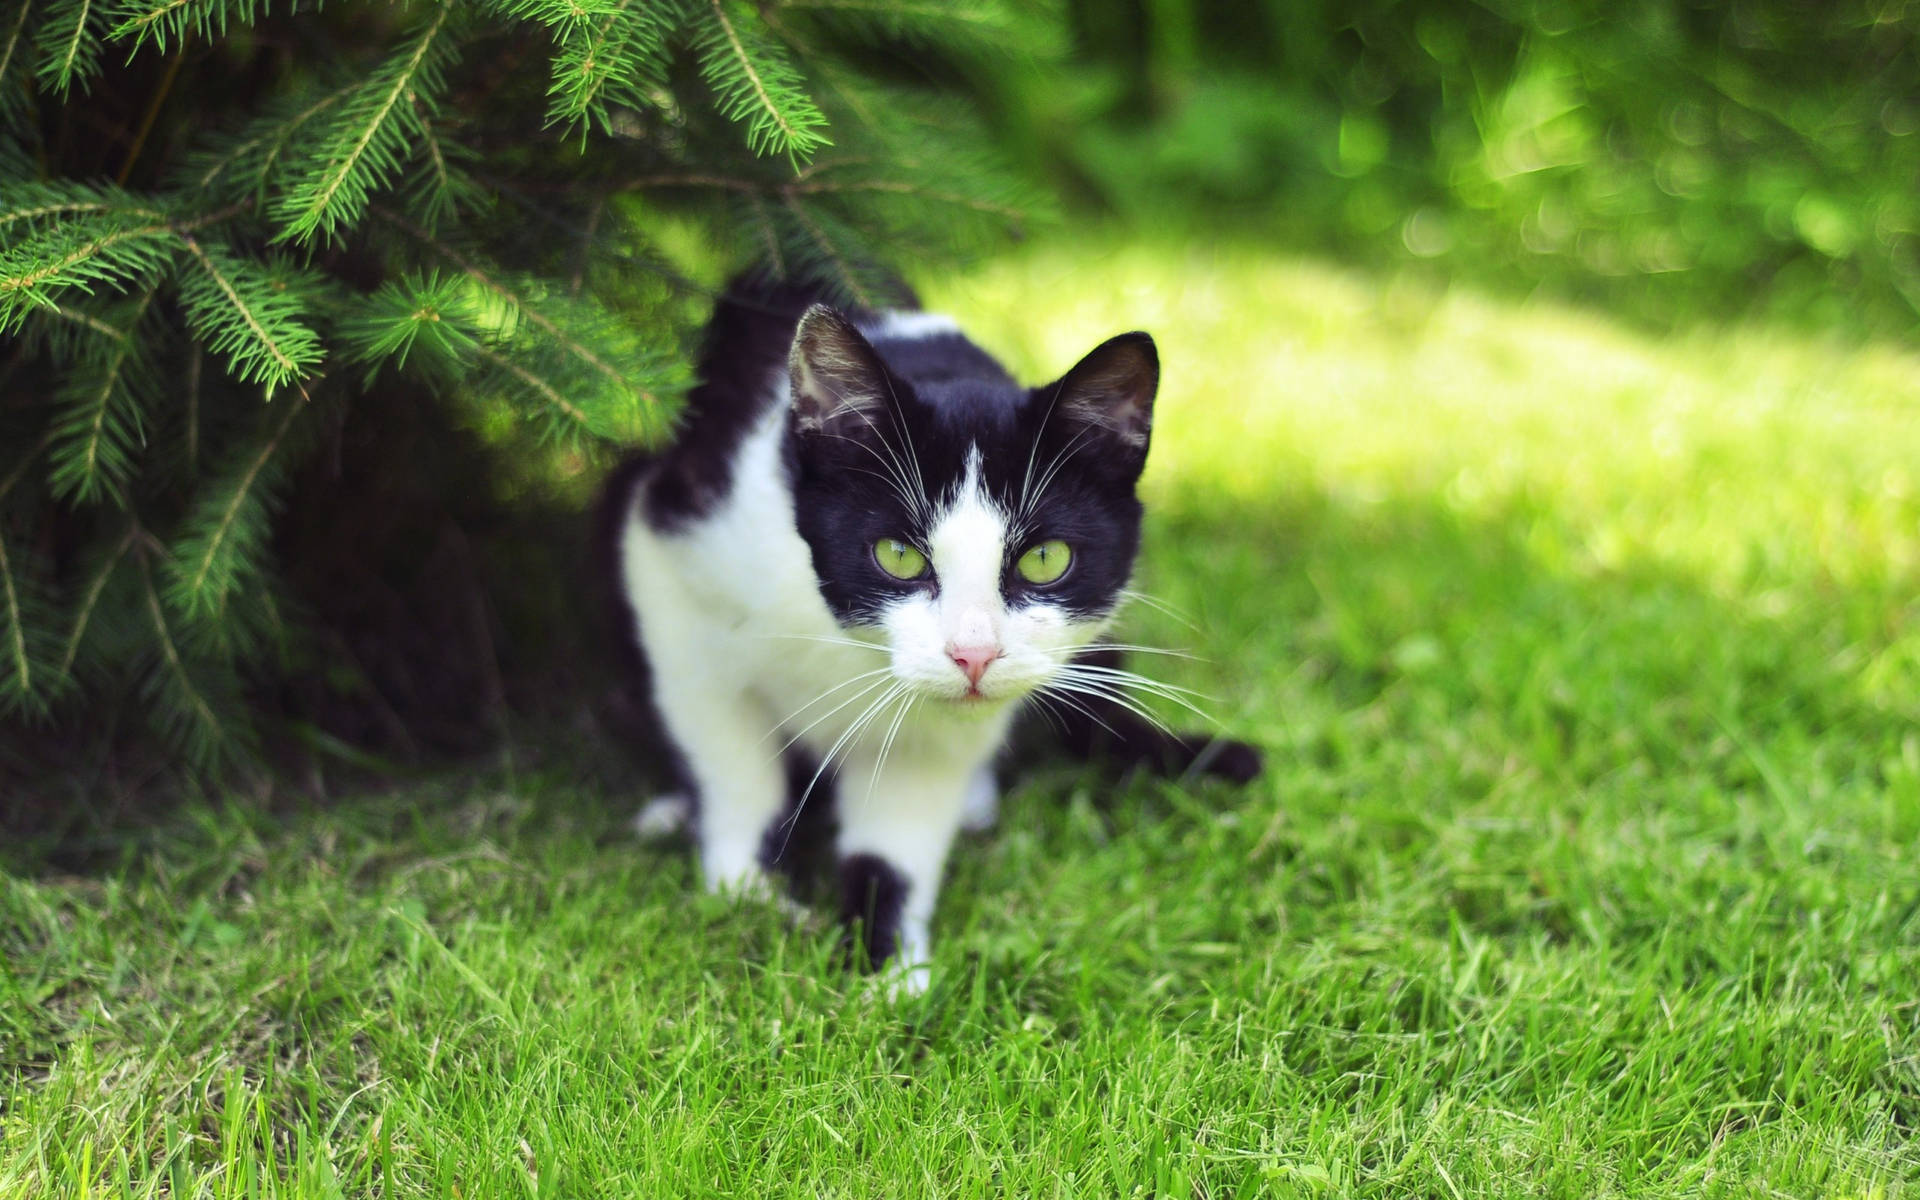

{"left": 1023, "top": 0, "right": 1919, "bottom": 335}
{"left": 1, "top": 0, "right": 1916, "bottom": 846}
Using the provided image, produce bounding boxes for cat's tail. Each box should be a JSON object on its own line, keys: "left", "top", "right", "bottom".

{"left": 1037, "top": 644, "right": 1263, "bottom": 786}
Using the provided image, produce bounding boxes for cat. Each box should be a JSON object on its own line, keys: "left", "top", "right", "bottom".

{"left": 598, "top": 271, "right": 1260, "bottom": 994}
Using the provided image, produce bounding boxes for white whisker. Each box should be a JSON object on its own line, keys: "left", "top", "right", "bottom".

{"left": 1047, "top": 677, "right": 1182, "bottom": 736}
{"left": 878, "top": 371, "right": 932, "bottom": 521}
{"left": 1054, "top": 667, "right": 1218, "bottom": 724}
{"left": 1081, "top": 642, "right": 1204, "bottom": 662}
{"left": 752, "top": 632, "right": 890, "bottom": 652}
{"left": 1033, "top": 685, "right": 1122, "bottom": 739}
{"left": 862, "top": 689, "right": 918, "bottom": 813}
{"left": 1056, "top": 663, "right": 1215, "bottom": 701}
{"left": 1023, "top": 424, "right": 1097, "bottom": 519}
{"left": 768, "top": 670, "right": 895, "bottom": 749}
{"left": 1019, "top": 376, "right": 1074, "bottom": 516}
{"left": 1118, "top": 588, "right": 1201, "bottom": 632}
{"left": 1024, "top": 693, "right": 1071, "bottom": 738}
{"left": 774, "top": 681, "right": 909, "bottom": 860}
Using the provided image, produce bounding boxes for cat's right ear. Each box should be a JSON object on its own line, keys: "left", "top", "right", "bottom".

{"left": 789, "top": 305, "right": 892, "bottom": 437}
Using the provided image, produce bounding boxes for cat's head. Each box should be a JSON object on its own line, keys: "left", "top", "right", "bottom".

{"left": 785, "top": 305, "right": 1156, "bottom": 707}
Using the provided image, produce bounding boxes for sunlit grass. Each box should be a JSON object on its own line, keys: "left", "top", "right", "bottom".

{"left": 5, "top": 242, "right": 1918, "bottom": 1196}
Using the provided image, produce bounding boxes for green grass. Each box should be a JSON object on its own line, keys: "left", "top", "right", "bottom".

{"left": 6, "top": 241, "right": 1920, "bottom": 1197}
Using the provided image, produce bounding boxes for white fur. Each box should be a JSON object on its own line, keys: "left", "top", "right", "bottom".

{"left": 631, "top": 792, "right": 691, "bottom": 838}
{"left": 859, "top": 310, "right": 961, "bottom": 341}
{"left": 619, "top": 378, "right": 1110, "bottom": 989}
{"left": 960, "top": 765, "right": 999, "bottom": 833}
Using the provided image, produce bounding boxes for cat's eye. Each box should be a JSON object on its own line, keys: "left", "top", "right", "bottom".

{"left": 1016, "top": 540, "right": 1072, "bottom": 585}
{"left": 874, "top": 538, "right": 929, "bottom": 580}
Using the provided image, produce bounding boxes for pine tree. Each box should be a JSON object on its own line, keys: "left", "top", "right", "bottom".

{"left": 0, "top": 0, "right": 1053, "bottom": 795}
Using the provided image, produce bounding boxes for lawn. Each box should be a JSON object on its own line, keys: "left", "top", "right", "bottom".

{"left": 5, "top": 240, "right": 1918, "bottom": 1197}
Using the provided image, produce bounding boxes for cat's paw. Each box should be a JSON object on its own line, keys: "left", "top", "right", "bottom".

{"left": 703, "top": 862, "right": 816, "bottom": 926}
{"left": 864, "top": 959, "right": 932, "bottom": 1003}
{"left": 630, "top": 792, "right": 692, "bottom": 839}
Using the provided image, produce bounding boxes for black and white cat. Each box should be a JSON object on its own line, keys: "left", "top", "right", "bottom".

{"left": 601, "top": 273, "right": 1259, "bottom": 993}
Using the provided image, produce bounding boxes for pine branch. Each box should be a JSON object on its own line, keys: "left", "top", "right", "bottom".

{"left": 781, "top": 194, "right": 872, "bottom": 306}
{"left": 163, "top": 395, "right": 303, "bottom": 623}
{"left": 0, "top": 201, "right": 242, "bottom": 331}
{"left": 336, "top": 272, "right": 481, "bottom": 381}
{"left": 137, "top": 546, "right": 233, "bottom": 768}
{"left": 109, "top": 0, "right": 269, "bottom": 54}
{"left": 690, "top": 0, "right": 829, "bottom": 161}
{"left": 0, "top": 0, "right": 35, "bottom": 122}
{"left": 271, "top": 2, "right": 454, "bottom": 245}
{"left": 545, "top": 0, "right": 671, "bottom": 132}
{"left": 59, "top": 525, "right": 135, "bottom": 673}
{"left": 484, "top": 0, "right": 626, "bottom": 29}
{"left": 184, "top": 344, "right": 200, "bottom": 475}
{"left": 776, "top": 0, "right": 1023, "bottom": 53}
{"left": 34, "top": 0, "right": 103, "bottom": 95}
{"left": 176, "top": 237, "right": 323, "bottom": 394}
{"left": 414, "top": 94, "right": 449, "bottom": 199}
{"left": 0, "top": 181, "right": 167, "bottom": 234}
{"left": 401, "top": 95, "right": 480, "bottom": 230}
{"left": 0, "top": 215, "right": 177, "bottom": 330}
{"left": 0, "top": 535, "right": 36, "bottom": 714}
{"left": 3, "top": 0, "right": 1043, "bottom": 785}
{"left": 741, "top": 192, "right": 787, "bottom": 275}
{"left": 0, "top": 431, "right": 52, "bottom": 502}
{"left": 46, "top": 299, "right": 128, "bottom": 339}
{"left": 47, "top": 287, "right": 160, "bottom": 505}
{"left": 114, "top": 28, "right": 188, "bottom": 181}
{"left": 375, "top": 205, "right": 662, "bottom": 407}
{"left": 471, "top": 343, "right": 596, "bottom": 436}
{"left": 0, "top": 534, "right": 60, "bottom": 717}
{"left": 185, "top": 80, "right": 355, "bottom": 199}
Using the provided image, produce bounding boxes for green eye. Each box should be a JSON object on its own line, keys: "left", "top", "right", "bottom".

{"left": 1016, "top": 539, "right": 1072, "bottom": 584}
{"left": 874, "top": 538, "right": 929, "bottom": 580}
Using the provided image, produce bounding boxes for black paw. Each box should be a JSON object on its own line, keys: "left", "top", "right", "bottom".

{"left": 1195, "top": 738, "right": 1263, "bottom": 784}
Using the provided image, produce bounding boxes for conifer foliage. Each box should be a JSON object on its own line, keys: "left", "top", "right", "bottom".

{"left": 0, "top": 0, "right": 1041, "bottom": 791}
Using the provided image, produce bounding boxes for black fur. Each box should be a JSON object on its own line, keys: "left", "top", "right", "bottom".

{"left": 640, "top": 272, "right": 917, "bottom": 531}
{"left": 787, "top": 312, "right": 1153, "bottom": 628}
{"left": 837, "top": 852, "right": 908, "bottom": 970}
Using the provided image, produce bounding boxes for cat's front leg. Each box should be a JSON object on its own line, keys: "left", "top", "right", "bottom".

{"left": 652, "top": 684, "right": 789, "bottom": 898}
{"left": 833, "top": 757, "right": 973, "bottom": 995}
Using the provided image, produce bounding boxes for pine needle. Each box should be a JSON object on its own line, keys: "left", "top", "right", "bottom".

{"left": 692, "top": 0, "right": 830, "bottom": 161}
{"left": 59, "top": 526, "right": 134, "bottom": 673}
{"left": 166, "top": 394, "right": 304, "bottom": 621}
{"left": 177, "top": 237, "right": 322, "bottom": 394}
{"left": 272, "top": 2, "right": 452, "bottom": 245}
{"left": 0, "top": 535, "right": 33, "bottom": 707}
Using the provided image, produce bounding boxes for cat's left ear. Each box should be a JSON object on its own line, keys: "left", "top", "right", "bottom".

{"left": 789, "top": 304, "right": 894, "bottom": 437}
{"left": 1045, "top": 331, "right": 1158, "bottom": 456}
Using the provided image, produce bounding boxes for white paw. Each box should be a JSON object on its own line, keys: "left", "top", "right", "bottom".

{"left": 630, "top": 792, "right": 691, "bottom": 839}
{"left": 701, "top": 862, "right": 814, "bottom": 927}
{"left": 959, "top": 767, "right": 999, "bottom": 833}
{"left": 867, "top": 959, "right": 932, "bottom": 1003}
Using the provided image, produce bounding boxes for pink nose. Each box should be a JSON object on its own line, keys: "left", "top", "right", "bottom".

{"left": 948, "top": 644, "right": 1002, "bottom": 688}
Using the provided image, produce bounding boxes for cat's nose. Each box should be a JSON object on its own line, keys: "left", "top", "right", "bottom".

{"left": 947, "top": 644, "right": 1002, "bottom": 688}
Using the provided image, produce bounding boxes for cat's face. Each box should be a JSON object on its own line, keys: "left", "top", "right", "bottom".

{"left": 786, "top": 307, "right": 1155, "bottom": 707}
